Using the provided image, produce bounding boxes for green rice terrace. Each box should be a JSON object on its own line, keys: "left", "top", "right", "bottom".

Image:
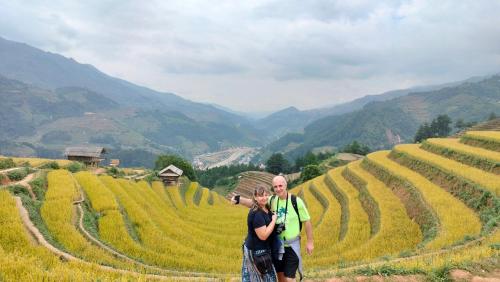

{"left": 0, "top": 130, "right": 499, "bottom": 281}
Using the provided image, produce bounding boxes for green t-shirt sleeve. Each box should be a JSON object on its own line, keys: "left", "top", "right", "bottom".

{"left": 296, "top": 197, "right": 310, "bottom": 222}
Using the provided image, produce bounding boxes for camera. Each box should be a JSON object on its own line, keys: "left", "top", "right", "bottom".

{"left": 275, "top": 223, "right": 286, "bottom": 235}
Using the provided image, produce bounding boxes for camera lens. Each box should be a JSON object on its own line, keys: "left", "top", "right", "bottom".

{"left": 275, "top": 223, "right": 285, "bottom": 234}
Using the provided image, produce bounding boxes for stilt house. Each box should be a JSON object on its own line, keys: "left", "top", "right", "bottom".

{"left": 65, "top": 147, "right": 106, "bottom": 167}
{"left": 158, "top": 165, "right": 183, "bottom": 186}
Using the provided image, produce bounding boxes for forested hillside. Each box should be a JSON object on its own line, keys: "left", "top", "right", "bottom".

{"left": 0, "top": 37, "right": 265, "bottom": 162}
{"left": 267, "top": 75, "right": 500, "bottom": 159}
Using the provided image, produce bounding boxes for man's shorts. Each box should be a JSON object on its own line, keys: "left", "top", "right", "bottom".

{"left": 273, "top": 247, "right": 299, "bottom": 278}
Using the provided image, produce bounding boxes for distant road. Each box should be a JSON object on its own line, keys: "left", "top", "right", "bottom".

{"left": 207, "top": 147, "right": 253, "bottom": 169}
{"left": 194, "top": 147, "right": 257, "bottom": 169}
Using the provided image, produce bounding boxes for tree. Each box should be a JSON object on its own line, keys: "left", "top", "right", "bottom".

{"left": 455, "top": 119, "right": 466, "bottom": 130}
{"left": 342, "top": 141, "right": 370, "bottom": 155}
{"left": 265, "top": 153, "right": 290, "bottom": 175}
{"left": 455, "top": 118, "right": 478, "bottom": 131}
{"left": 294, "top": 151, "right": 318, "bottom": 170}
{"left": 300, "top": 165, "right": 322, "bottom": 182}
{"left": 414, "top": 114, "right": 452, "bottom": 143}
{"left": 414, "top": 122, "right": 432, "bottom": 142}
{"left": 155, "top": 154, "right": 196, "bottom": 181}
{"left": 195, "top": 163, "right": 260, "bottom": 188}
{"left": 489, "top": 112, "right": 498, "bottom": 121}
{"left": 430, "top": 114, "right": 452, "bottom": 137}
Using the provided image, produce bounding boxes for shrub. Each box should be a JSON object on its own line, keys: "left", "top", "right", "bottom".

{"left": 490, "top": 243, "right": 500, "bottom": 250}
{"left": 66, "top": 162, "right": 84, "bottom": 173}
{"left": 329, "top": 158, "right": 349, "bottom": 168}
{"left": 144, "top": 173, "right": 160, "bottom": 183}
{"left": 40, "top": 161, "right": 60, "bottom": 170}
{"left": 342, "top": 141, "right": 370, "bottom": 155}
{"left": 300, "top": 165, "right": 323, "bottom": 182}
{"left": 0, "top": 158, "right": 16, "bottom": 169}
{"left": 106, "top": 166, "right": 125, "bottom": 177}
{"left": 7, "top": 169, "right": 28, "bottom": 181}
{"left": 7, "top": 184, "right": 29, "bottom": 197}
{"left": 30, "top": 174, "right": 47, "bottom": 201}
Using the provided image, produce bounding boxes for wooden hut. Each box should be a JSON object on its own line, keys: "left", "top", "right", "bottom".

{"left": 64, "top": 147, "right": 106, "bottom": 167}
{"left": 158, "top": 165, "right": 183, "bottom": 186}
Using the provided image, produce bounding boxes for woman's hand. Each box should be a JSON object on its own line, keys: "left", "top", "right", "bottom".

{"left": 271, "top": 212, "right": 277, "bottom": 222}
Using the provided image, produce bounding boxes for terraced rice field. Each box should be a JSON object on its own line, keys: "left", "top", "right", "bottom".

{"left": 4, "top": 156, "right": 73, "bottom": 168}
{"left": 0, "top": 131, "right": 498, "bottom": 280}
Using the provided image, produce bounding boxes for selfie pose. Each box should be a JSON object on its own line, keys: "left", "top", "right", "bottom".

{"left": 235, "top": 176, "right": 314, "bottom": 282}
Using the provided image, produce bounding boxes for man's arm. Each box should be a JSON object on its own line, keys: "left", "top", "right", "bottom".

{"left": 230, "top": 195, "right": 253, "bottom": 208}
{"left": 304, "top": 220, "right": 314, "bottom": 255}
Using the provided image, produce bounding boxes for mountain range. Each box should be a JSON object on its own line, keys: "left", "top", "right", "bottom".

{"left": 0, "top": 37, "right": 267, "bottom": 165}
{"left": 262, "top": 75, "right": 500, "bottom": 160}
{"left": 1, "top": 36, "right": 498, "bottom": 167}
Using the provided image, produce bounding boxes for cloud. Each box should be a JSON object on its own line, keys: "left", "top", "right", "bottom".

{"left": 0, "top": 1, "right": 499, "bottom": 111}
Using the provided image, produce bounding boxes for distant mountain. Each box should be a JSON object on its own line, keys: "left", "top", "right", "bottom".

{"left": 264, "top": 75, "right": 500, "bottom": 160}
{"left": 253, "top": 107, "right": 321, "bottom": 139}
{"left": 0, "top": 37, "right": 266, "bottom": 163}
{"left": 0, "top": 75, "right": 266, "bottom": 165}
{"left": 0, "top": 37, "right": 256, "bottom": 125}
{"left": 256, "top": 76, "right": 492, "bottom": 139}
{"left": 207, "top": 103, "right": 272, "bottom": 120}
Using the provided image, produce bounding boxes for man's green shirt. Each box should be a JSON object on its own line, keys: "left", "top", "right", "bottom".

{"left": 269, "top": 194, "right": 310, "bottom": 241}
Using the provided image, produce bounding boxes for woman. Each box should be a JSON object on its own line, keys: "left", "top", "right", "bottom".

{"left": 242, "top": 186, "right": 278, "bottom": 282}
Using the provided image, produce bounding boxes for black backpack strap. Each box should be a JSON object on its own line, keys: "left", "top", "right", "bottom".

{"left": 291, "top": 194, "right": 302, "bottom": 231}
{"left": 270, "top": 195, "right": 276, "bottom": 211}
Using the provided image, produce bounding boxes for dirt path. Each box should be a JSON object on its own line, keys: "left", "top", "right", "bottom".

{"left": 124, "top": 173, "right": 150, "bottom": 180}
{"left": 0, "top": 167, "right": 24, "bottom": 174}
{"left": 1, "top": 172, "right": 37, "bottom": 200}
{"left": 450, "top": 269, "right": 500, "bottom": 281}
{"left": 91, "top": 168, "right": 107, "bottom": 175}
{"left": 69, "top": 175, "right": 227, "bottom": 280}
{"left": 15, "top": 196, "right": 80, "bottom": 261}
{"left": 298, "top": 225, "right": 499, "bottom": 281}
{"left": 11, "top": 172, "right": 497, "bottom": 281}
{"left": 17, "top": 172, "right": 37, "bottom": 200}
{"left": 13, "top": 196, "right": 214, "bottom": 281}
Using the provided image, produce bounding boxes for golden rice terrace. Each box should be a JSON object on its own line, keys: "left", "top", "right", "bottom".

{"left": 0, "top": 130, "right": 498, "bottom": 281}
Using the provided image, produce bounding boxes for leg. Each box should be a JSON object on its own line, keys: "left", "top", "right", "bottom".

{"left": 277, "top": 272, "right": 286, "bottom": 282}
{"left": 282, "top": 247, "right": 300, "bottom": 281}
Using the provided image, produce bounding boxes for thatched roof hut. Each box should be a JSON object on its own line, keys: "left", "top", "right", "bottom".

{"left": 158, "top": 164, "right": 183, "bottom": 186}
{"left": 65, "top": 147, "right": 106, "bottom": 167}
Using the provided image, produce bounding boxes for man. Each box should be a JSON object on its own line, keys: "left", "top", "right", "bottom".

{"left": 233, "top": 175, "right": 314, "bottom": 282}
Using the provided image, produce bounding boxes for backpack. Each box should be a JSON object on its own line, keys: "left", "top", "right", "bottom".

{"left": 270, "top": 194, "right": 302, "bottom": 231}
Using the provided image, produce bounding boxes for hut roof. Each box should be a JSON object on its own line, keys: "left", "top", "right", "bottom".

{"left": 65, "top": 147, "right": 107, "bottom": 158}
{"left": 158, "top": 164, "right": 183, "bottom": 177}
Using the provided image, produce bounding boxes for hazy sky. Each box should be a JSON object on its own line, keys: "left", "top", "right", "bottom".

{"left": 1, "top": 1, "right": 500, "bottom": 112}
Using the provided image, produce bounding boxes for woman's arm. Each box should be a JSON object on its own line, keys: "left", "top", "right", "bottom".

{"left": 231, "top": 195, "right": 253, "bottom": 208}
{"left": 254, "top": 213, "right": 277, "bottom": 241}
